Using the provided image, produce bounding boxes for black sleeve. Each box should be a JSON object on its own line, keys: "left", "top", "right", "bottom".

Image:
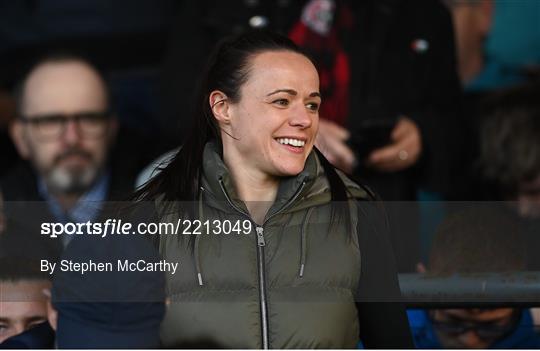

{"left": 355, "top": 202, "right": 414, "bottom": 349}
{"left": 405, "top": 0, "right": 464, "bottom": 198}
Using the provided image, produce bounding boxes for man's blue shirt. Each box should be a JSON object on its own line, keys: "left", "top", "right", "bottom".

{"left": 38, "top": 172, "right": 110, "bottom": 245}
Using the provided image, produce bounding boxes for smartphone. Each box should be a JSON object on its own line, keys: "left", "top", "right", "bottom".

{"left": 346, "top": 118, "right": 397, "bottom": 161}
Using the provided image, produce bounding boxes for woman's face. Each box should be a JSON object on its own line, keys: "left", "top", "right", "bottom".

{"left": 220, "top": 50, "right": 320, "bottom": 178}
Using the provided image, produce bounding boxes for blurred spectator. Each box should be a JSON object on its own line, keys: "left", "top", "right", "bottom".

{"left": 476, "top": 84, "right": 540, "bottom": 271}
{"left": 0, "top": 257, "right": 54, "bottom": 347}
{"left": 291, "top": 0, "right": 463, "bottom": 201}
{"left": 446, "top": 0, "right": 540, "bottom": 91}
{"left": 0, "top": 1, "right": 177, "bottom": 188}
{"left": 408, "top": 207, "right": 540, "bottom": 348}
{"left": 0, "top": 54, "right": 145, "bottom": 247}
{"left": 444, "top": 1, "right": 540, "bottom": 201}
{"left": 51, "top": 233, "right": 166, "bottom": 348}
{"left": 478, "top": 84, "right": 540, "bottom": 217}
{"left": 0, "top": 0, "right": 175, "bottom": 136}
{"left": 444, "top": 0, "right": 494, "bottom": 86}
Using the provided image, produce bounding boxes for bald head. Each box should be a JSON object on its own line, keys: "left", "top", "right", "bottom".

{"left": 20, "top": 59, "right": 108, "bottom": 118}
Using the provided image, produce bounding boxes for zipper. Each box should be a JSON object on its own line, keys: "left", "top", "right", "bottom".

{"left": 218, "top": 179, "right": 306, "bottom": 349}
{"left": 256, "top": 226, "right": 266, "bottom": 247}
{"left": 255, "top": 226, "right": 269, "bottom": 349}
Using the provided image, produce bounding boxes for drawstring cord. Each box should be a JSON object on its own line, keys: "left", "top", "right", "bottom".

{"left": 198, "top": 179, "right": 311, "bottom": 282}
{"left": 195, "top": 187, "right": 204, "bottom": 286}
{"left": 299, "top": 207, "right": 315, "bottom": 278}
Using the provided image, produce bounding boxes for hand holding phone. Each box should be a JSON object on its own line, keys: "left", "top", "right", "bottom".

{"left": 346, "top": 118, "right": 396, "bottom": 162}
{"left": 366, "top": 117, "right": 422, "bottom": 172}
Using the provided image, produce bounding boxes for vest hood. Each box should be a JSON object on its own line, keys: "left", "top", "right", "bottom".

{"left": 199, "top": 140, "right": 368, "bottom": 217}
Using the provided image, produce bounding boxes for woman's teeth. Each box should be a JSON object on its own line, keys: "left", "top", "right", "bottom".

{"left": 276, "top": 138, "right": 305, "bottom": 147}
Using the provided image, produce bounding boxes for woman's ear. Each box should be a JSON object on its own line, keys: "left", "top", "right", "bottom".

{"left": 209, "top": 91, "right": 231, "bottom": 124}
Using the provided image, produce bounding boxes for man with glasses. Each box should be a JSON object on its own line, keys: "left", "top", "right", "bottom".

{"left": 408, "top": 207, "right": 540, "bottom": 348}
{"left": 0, "top": 54, "right": 120, "bottom": 244}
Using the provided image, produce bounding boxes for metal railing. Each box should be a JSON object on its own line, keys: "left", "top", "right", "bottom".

{"left": 399, "top": 272, "right": 540, "bottom": 308}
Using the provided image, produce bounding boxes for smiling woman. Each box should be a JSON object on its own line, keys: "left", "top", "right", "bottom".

{"left": 209, "top": 49, "right": 321, "bottom": 223}
{"left": 136, "top": 30, "right": 412, "bottom": 349}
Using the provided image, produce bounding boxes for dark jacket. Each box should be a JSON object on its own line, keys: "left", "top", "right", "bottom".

{"left": 0, "top": 322, "right": 55, "bottom": 349}
{"left": 156, "top": 142, "right": 412, "bottom": 348}
{"left": 345, "top": 0, "right": 463, "bottom": 200}
{"left": 0, "top": 160, "right": 133, "bottom": 254}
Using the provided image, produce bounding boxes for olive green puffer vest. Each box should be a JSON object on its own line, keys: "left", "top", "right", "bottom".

{"left": 158, "top": 142, "right": 369, "bottom": 348}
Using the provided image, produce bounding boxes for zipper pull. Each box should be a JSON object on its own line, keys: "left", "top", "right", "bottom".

{"left": 256, "top": 226, "right": 266, "bottom": 247}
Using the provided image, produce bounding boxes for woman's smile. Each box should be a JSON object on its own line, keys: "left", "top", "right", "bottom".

{"left": 274, "top": 137, "right": 307, "bottom": 154}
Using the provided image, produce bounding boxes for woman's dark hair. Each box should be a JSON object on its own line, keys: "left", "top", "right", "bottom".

{"left": 136, "top": 30, "right": 349, "bottom": 208}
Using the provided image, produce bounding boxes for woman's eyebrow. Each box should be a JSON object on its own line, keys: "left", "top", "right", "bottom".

{"left": 266, "top": 89, "right": 297, "bottom": 96}
{"left": 266, "top": 89, "right": 321, "bottom": 98}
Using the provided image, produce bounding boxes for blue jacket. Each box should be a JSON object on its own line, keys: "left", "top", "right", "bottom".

{"left": 407, "top": 309, "right": 540, "bottom": 349}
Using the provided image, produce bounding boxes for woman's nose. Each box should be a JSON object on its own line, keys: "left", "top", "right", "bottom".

{"left": 289, "top": 105, "right": 314, "bottom": 129}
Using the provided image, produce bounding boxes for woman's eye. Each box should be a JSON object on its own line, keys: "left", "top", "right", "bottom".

{"left": 273, "top": 99, "right": 289, "bottom": 107}
{"left": 306, "top": 102, "right": 319, "bottom": 111}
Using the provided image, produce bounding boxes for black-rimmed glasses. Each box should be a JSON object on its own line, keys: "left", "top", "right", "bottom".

{"left": 19, "top": 111, "right": 111, "bottom": 141}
